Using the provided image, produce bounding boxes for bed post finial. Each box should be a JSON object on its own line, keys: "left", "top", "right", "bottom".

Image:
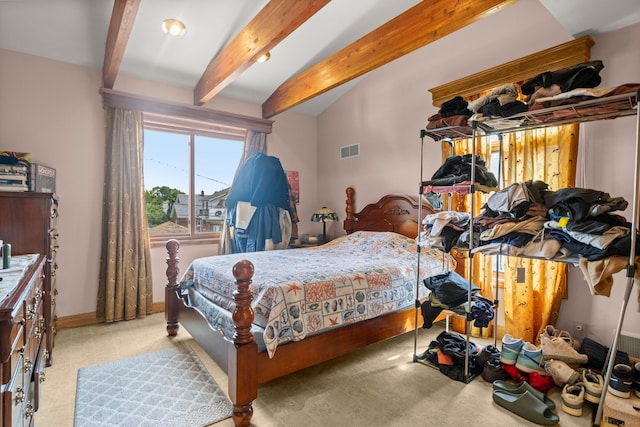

{"left": 345, "top": 186, "right": 356, "bottom": 234}
{"left": 165, "top": 239, "right": 180, "bottom": 336}
{"left": 232, "top": 259, "right": 255, "bottom": 344}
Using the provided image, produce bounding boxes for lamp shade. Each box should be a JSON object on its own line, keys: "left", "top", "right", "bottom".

{"left": 311, "top": 207, "right": 338, "bottom": 244}
{"left": 311, "top": 207, "right": 338, "bottom": 223}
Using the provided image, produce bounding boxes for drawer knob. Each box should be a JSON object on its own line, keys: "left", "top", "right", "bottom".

{"left": 24, "top": 402, "right": 34, "bottom": 419}
{"left": 24, "top": 358, "right": 32, "bottom": 372}
{"left": 13, "top": 386, "right": 24, "bottom": 405}
{"left": 39, "top": 371, "right": 46, "bottom": 383}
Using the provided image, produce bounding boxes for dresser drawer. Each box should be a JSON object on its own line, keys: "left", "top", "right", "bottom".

{"left": 30, "top": 335, "right": 46, "bottom": 413}
{"left": 2, "top": 355, "right": 24, "bottom": 427}
{"left": 1, "top": 326, "right": 23, "bottom": 387}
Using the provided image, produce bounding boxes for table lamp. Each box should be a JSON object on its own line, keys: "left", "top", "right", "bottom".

{"left": 311, "top": 207, "right": 339, "bottom": 243}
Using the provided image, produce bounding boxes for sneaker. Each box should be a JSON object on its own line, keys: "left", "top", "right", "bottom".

{"left": 481, "top": 359, "right": 511, "bottom": 383}
{"left": 541, "top": 324, "right": 579, "bottom": 349}
{"left": 561, "top": 382, "right": 585, "bottom": 416}
{"left": 582, "top": 368, "right": 603, "bottom": 404}
{"left": 477, "top": 344, "right": 501, "bottom": 368}
{"left": 515, "top": 342, "right": 546, "bottom": 375}
{"left": 501, "top": 334, "right": 524, "bottom": 365}
{"left": 541, "top": 335, "right": 588, "bottom": 366}
{"left": 544, "top": 359, "right": 580, "bottom": 387}
{"left": 634, "top": 362, "right": 640, "bottom": 398}
{"left": 608, "top": 364, "right": 634, "bottom": 398}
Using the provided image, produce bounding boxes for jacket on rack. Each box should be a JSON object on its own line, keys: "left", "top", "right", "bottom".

{"left": 225, "top": 153, "right": 293, "bottom": 252}
{"left": 425, "top": 154, "right": 498, "bottom": 188}
{"left": 520, "top": 60, "right": 605, "bottom": 96}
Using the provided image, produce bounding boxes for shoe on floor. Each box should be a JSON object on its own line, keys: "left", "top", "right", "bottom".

{"left": 544, "top": 359, "right": 580, "bottom": 387}
{"left": 501, "top": 334, "right": 524, "bottom": 365}
{"left": 541, "top": 324, "right": 579, "bottom": 350}
{"left": 492, "top": 389, "right": 560, "bottom": 426}
{"left": 515, "top": 342, "right": 546, "bottom": 375}
{"left": 541, "top": 335, "right": 588, "bottom": 366}
{"left": 477, "top": 344, "right": 501, "bottom": 368}
{"left": 582, "top": 368, "right": 603, "bottom": 404}
{"left": 492, "top": 379, "right": 556, "bottom": 409}
{"left": 482, "top": 359, "right": 511, "bottom": 383}
{"left": 561, "top": 382, "right": 585, "bottom": 416}
{"left": 608, "top": 363, "right": 634, "bottom": 398}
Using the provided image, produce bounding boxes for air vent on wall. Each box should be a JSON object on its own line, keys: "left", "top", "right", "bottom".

{"left": 340, "top": 144, "right": 360, "bottom": 159}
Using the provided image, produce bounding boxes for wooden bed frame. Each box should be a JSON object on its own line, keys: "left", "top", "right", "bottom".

{"left": 164, "top": 186, "right": 436, "bottom": 426}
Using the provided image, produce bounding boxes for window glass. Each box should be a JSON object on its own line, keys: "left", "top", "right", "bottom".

{"left": 143, "top": 128, "right": 243, "bottom": 237}
{"left": 193, "top": 135, "right": 243, "bottom": 234}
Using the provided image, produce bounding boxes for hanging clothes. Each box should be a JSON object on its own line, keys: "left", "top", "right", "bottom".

{"left": 225, "top": 153, "right": 293, "bottom": 252}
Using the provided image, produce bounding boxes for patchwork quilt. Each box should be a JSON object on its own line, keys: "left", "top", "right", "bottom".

{"left": 180, "top": 231, "right": 453, "bottom": 357}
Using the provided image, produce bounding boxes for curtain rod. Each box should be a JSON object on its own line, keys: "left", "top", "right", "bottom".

{"left": 99, "top": 88, "right": 273, "bottom": 134}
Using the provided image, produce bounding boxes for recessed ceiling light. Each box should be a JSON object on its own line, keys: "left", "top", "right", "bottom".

{"left": 257, "top": 52, "right": 271, "bottom": 63}
{"left": 162, "top": 19, "right": 186, "bottom": 37}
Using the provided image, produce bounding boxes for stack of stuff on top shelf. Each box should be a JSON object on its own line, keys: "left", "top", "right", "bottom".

{"left": 0, "top": 151, "right": 30, "bottom": 192}
{"left": 425, "top": 59, "right": 640, "bottom": 138}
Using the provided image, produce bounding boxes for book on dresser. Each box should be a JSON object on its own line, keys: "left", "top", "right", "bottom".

{"left": 29, "top": 163, "right": 56, "bottom": 193}
{"left": 0, "top": 163, "right": 29, "bottom": 192}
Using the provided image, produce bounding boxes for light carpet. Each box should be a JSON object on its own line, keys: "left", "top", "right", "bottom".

{"left": 74, "top": 344, "right": 233, "bottom": 427}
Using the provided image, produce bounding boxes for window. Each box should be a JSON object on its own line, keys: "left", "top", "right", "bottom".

{"left": 143, "top": 123, "right": 244, "bottom": 240}
{"left": 488, "top": 135, "right": 506, "bottom": 281}
{"left": 99, "top": 89, "right": 273, "bottom": 243}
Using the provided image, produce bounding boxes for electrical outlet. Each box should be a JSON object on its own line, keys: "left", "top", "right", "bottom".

{"left": 572, "top": 321, "right": 586, "bottom": 341}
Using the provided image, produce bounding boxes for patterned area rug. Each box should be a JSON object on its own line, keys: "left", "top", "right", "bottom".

{"left": 74, "top": 344, "right": 233, "bottom": 427}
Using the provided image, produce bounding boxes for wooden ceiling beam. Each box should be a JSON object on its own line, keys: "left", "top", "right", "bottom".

{"left": 102, "top": 0, "right": 141, "bottom": 89}
{"left": 194, "top": 0, "right": 330, "bottom": 106}
{"left": 261, "top": 0, "right": 517, "bottom": 118}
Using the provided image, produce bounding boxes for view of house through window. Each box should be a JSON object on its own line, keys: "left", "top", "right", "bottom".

{"left": 143, "top": 128, "right": 244, "bottom": 237}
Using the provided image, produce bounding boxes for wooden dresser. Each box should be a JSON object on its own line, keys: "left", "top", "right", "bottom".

{"left": 0, "top": 255, "right": 46, "bottom": 426}
{"left": 0, "top": 192, "right": 58, "bottom": 367}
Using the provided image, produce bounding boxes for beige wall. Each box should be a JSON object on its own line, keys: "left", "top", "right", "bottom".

{"left": 0, "top": 50, "right": 318, "bottom": 318}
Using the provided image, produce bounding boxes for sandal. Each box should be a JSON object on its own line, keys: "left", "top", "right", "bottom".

{"left": 492, "top": 389, "right": 560, "bottom": 425}
{"left": 492, "top": 379, "right": 556, "bottom": 409}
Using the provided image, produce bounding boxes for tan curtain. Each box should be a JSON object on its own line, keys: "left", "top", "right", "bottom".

{"left": 218, "top": 130, "right": 268, "bottom": 255}
{"left": 444, "top": 124, "right": 579, "bottom": 343}
{"left": 97, "top": 107, "right": 153, "bottom": 322}
{"left": 500, "top": 124, "right": 578, "bottom": 344}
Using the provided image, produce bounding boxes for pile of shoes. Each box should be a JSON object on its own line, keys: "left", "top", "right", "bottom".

{"left": 489, "top": 325, "right": 608, "bottom": 421}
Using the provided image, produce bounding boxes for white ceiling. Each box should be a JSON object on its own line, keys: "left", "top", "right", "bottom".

{"left": 1, "top": 0, "right": 639, "bottom": 117}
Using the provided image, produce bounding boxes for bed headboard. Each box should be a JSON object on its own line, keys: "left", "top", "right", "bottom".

{"left": 343, "top": 187, "right": 436, "bottom": 239}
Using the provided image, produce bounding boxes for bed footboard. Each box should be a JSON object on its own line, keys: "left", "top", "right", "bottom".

{"left": 164, "top": 239, "right": 258, "bottom": 427}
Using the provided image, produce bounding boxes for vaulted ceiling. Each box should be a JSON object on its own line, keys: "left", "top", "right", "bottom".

{"left": 101, "top": 0, "right": 517, "bottom": 119}
{"left": 2, "top": 0, "right": 640, "bottom": 118}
